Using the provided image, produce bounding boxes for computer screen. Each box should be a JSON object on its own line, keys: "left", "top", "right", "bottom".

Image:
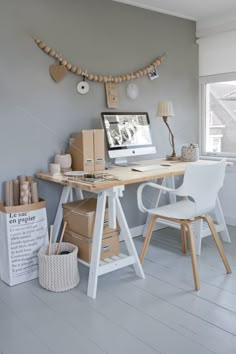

{"left": 101, "top": 112, "right": 153, "bottom": 149}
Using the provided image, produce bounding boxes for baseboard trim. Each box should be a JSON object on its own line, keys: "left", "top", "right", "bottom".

{"left": 120, "top": 223, "right": 166, "bottom": 240}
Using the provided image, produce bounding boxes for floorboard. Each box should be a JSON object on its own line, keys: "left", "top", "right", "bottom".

{"left": 0, "top": 226, "right": 235, "bottom": 354}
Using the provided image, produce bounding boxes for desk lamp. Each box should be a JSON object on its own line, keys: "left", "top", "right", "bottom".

{"left": 157, "top": 101, "right": 179, "bottom": 161}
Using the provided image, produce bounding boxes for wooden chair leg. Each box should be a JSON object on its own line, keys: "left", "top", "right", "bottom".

{"left": 181, "top": 223, "right": 187, "bottom": 254}
{"left": 185, "top": 222, "right": 200, "bottom": 290}
{"left": 140, "top": 215, "right": 157, "bottom": 264}
{"left": 202, "top": 215, "right": 231, "bottom": 274}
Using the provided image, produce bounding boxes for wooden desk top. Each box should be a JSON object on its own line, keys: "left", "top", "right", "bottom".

{"left": 36, "top": 159, "right": 213, "bottom": 192}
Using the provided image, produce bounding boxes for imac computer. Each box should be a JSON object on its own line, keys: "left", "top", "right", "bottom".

{"left": 101, "top": 112, "right": 156, "bottom": 166}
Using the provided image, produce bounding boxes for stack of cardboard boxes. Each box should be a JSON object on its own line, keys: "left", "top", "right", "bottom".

{"left": 63, "top": 198, "right": 120, "bottom": 263}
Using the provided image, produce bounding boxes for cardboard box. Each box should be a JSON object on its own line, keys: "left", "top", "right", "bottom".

{"left": 0, "top": 199, "right": 48, "bottom": 286}
{"left": 64, "top": 229, "right": 120, "bottom": 263}
{"left": 93, "top": 129, "right": 105, "bottom": 171}
{"left": 69, "top": 130, "right": 94, "bottom": 172}
{"left": 63, "top": 198, "right": 119, "bottom": 238}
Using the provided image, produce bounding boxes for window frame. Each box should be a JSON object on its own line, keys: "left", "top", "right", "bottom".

{"left": 200, "top": 72, "right": 236, "bottom": 159}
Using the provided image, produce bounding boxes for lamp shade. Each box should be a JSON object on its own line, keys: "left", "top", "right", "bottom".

{"left": 157, "top": 101, "right": 175, "bottom": 117}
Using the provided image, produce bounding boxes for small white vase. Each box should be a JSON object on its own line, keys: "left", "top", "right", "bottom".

{"left": 54, "top": 154, "right": 72, "bottom": 169}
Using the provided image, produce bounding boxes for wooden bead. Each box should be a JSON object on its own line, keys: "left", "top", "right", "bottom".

{"left": 35, "top": 39, "right": 41, "bottom": 44}
{"left": 54, "top": 53, "right": 59, "bottom": 59}
{"left": 49, "top": 50, "right": 56, "bottom": 57}
{"left": 118, "top": 76, "right": 123, "bottom": 83}
{"left": 66, "top": 63, "right": 72, "bottom": 70}
{"left": 76, "top": 68, "right": 82, "bottom": 75}
{"left": 126, "top": 74, "right": 131, "bottom": 81}
{"left": 58, "top": 57, "right": 63, "bottom": 63}
{"left": 71, "top": 66, "right": 77, "bottom": 73}
{"left": 143, "top": 69, "right": 148, "bottom": 75}
{"left": 156, "top": 59, "right": 161, "bottom": 65}
{"left": 93, "top": 75, "right": 98, "bottom": 81}
{"left": 39, "top": 41, "right": 46, "bottom": 49}
{"left": 103, "top": 76, "right": 108, "bottom": 83}
{"left": 122, "top": 75, "right": 127, "bottom": 81}
{"left": 44, "top": 46, "right": 51, "bottom": 53}
{"left": 62, "top": 60, "right": 68, "bottom": 66}
{"left": 98, "top": 75, "right": 104, "bottom": 82}
{"left": 88, "top": 74, "right": 94, "bottom": 80}
{"left": 139, "top": 70, "right": 144, "bottom": 77}
{"left": 114, "top": 77, "right": 119, "bottom": 84}
{"left": 111, "top": 77, "right": 114, "bottom": 82}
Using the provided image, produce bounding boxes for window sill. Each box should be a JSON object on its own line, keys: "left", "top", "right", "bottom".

{"left": 200, "top": 155, "right": 236, "bottom": 172}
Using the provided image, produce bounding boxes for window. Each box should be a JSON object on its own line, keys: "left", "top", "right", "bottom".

{"left": 200, "top": 73, "right": 236, "bottom": 158}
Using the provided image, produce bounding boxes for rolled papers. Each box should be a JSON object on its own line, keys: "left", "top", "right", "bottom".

{"left": 20, "top": 181, "right": 30, "bottom": 205}
{"left": 13, "top": 179, "right": 20, "bottom": 206}
{"left": 31, "top": 181, "right": 39, "bottom": 203}
{"left": 4, "top": 181, "right": 14, "bottom": 206}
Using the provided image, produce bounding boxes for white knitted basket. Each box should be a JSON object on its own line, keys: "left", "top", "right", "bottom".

{"left": 181, "top": 144, "right": 199, "bottom": 162}
{"left": 38, "top": 242, "right": 80, "bottom": 292}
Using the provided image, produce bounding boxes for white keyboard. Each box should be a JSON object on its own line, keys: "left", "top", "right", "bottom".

{"left": 131, "top": 165, "right": 166, "bottom": 172}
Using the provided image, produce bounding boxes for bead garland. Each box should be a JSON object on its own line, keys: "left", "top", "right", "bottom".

{"left": 34, "top": 38, "right": 166, "bottom": 83}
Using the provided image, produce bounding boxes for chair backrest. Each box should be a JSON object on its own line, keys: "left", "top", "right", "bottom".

{"left": 176, "top": 160, "right": 226, "bottom": 215}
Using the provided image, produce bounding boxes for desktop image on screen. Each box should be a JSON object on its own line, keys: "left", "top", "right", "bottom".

{"left": 101, "top": 112, "right": 156, "bottom": 166}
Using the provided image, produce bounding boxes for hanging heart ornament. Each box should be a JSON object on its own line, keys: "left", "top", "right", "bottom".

{"left": 49, "top": 64, "right": 67, "bottom": 82}
{"left": 77, "top": 80, "right": 90, "bottom": 94}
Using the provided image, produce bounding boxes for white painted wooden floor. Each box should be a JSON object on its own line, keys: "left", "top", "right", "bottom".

{"left": 0, "top": 226, "right": 236, "bottom": 354}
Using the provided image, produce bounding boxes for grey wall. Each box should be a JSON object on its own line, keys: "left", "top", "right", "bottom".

{"left": 0, "top": 0, "right": 198, "bottom": 228}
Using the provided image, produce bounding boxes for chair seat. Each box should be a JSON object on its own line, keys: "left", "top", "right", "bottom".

{"left": 149, "top": 199, "right": 197, "bottom": 220}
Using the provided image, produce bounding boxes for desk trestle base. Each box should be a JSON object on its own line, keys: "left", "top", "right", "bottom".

{"left": 53, "top": 185, "right": 145, "bottom": 299}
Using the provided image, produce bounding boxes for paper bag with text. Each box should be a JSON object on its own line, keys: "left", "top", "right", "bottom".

{"left": 0, "top": 200, "right": 48, "bottom": 286}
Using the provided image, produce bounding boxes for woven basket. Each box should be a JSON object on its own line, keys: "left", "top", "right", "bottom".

{"left": 38, "top": 242, "right": 80, "bottom": 292}
{"left": 181, "top": 144, "right": 199, "bottom": 162}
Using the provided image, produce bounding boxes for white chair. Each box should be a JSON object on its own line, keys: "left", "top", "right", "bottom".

{"left": 137, "top": 160, "right": 231, "bottom": 290}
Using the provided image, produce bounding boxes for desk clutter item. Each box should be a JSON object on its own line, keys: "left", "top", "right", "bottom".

{"left": 63, "top": 198, "right": 120, "bottom": 263}
{"left": 63, "top": 172, "right": 120, "bottom": 184}
{"left": 181, "top": 144, "right": 199, "bottom": 162}
{"left": 38, "top": 242, "right": 80, "bottom": 292}
{"left": 4, "top": 175, "right": 39, "bottom": 207}
{"left": 49, "top": 163, "right": 61, "bottom": 176}
{"left": 54, "top": 153, "right": 72, "bottom": 171}
{"left": 69, "top": 129, "right": 105, "bottom": 172}
{"left": 0, "top": 199, "right": 48, "bottom": 286}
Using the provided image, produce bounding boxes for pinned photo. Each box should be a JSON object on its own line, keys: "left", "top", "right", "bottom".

{"left": 148, "top": 67, "right": 159, "bottom": 80}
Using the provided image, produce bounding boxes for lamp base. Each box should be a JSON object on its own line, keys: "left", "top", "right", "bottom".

{"left": 166, "top": 155, "right": 181, "bottom": 161}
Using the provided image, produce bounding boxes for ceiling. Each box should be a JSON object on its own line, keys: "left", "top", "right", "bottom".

{"left": 113, "top": 0, "right": 236, "bottom": 21}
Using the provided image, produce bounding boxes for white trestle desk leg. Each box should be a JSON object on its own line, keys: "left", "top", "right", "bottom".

{"left": 53, "top": 186, "right": 71, "bottom": 242}
{"left": 87, "top": 191, "right": 107, "bottom": 299}
{"left": 166, "top": 176, "right": 176, "bottom": 203}
{"left": 214, "top": 196, "right": 231, "bottom": 243}
{"left": 142, "top": 178, "right": 165, "bottom": 237}
{"left": 68, "top": 188, "right": 74, "bottom": 202}
{"left": 108, "top": 192, "right": 116, "bottom": 229}
{"left": 116, "top": 193, "right": 145, "bottom": 279}
{"left": 74, "top": 187, "right": 84, "bottom": 200}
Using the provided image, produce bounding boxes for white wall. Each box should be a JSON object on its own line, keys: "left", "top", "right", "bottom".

{"left": 0, "top": 0, "right": 198, "bottom": 228}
